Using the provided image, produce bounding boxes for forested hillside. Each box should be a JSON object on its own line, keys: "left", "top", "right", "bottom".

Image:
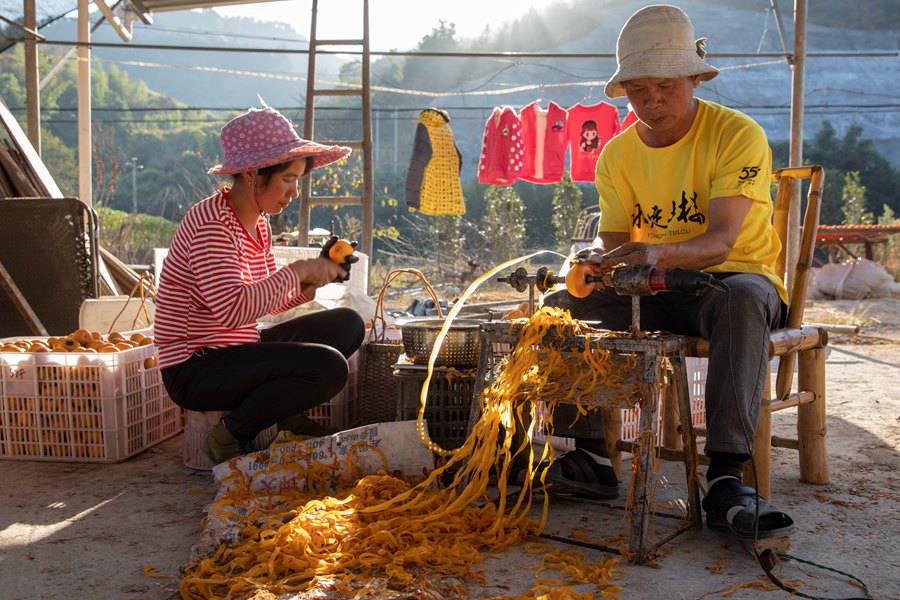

{"left": 0, "top": 0, "right": 897, "bottom": 266}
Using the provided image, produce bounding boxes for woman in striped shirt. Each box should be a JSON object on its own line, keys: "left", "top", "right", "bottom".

{"left": 154, "top": 107, "right": 364, "bottom": 463}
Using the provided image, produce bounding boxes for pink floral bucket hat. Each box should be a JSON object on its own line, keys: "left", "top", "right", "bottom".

{"left": 208, "top": 107, "right": 351, "bottom": 176}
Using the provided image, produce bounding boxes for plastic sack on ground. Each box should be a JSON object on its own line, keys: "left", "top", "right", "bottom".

{"left": 806, "top": 268, "right": 825, "bottom": 300}
{"left": 191, "top": 421, "right": 434, "bottom": 561}
{"left": 813, "top": 258, "right": 896, "bottom": 299}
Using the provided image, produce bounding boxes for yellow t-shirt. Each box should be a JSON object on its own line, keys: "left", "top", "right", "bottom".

{"left": 596, "top": 99, "right": 787, "bottom": 303}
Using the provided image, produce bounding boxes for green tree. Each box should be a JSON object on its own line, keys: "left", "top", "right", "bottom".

{"left": 551, "top": 172, "right": 584, "bottom": 250}
{"left": 483, "top": 185, "right": 526, "bottom": 260}
{"left": 774, "top": 122, "right": 900, "bottom": 225}
{"left": 841, "top": 171, "right": 874, "bottom": 225}
{"left": 95, "top": 206, "right": 178, "bottom": 264}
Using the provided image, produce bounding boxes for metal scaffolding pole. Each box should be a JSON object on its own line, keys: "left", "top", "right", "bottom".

{"left": 24, "top": 0, "right": 40, "bottom": 154}
{"left": 786, "top": 0, "right": 807, "bottom": 290}
{"left": 78, "top": 0, "right": 92, "bottom": 206}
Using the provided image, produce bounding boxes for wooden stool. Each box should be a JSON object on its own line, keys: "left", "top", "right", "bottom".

{"left": 182, "top": 410, "right": 277, "bottom": 470}
{"left": 473, "top": 321, "right": 703, "bottom": 564}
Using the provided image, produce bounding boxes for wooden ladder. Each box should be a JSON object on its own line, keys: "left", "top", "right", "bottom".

{"left": 298, "top": 0, "right": 374, "bottom": 265}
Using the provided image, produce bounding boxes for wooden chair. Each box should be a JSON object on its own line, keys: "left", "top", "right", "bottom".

{"left": 470, "top": 166, "right": 827, "bottom": 562}
{"left": 661, "top": 165, "right": 829, "bottom": 499}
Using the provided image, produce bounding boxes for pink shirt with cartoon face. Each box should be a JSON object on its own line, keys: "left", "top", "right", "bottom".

{"left": 567, "top": 102, "right": 620, "bottom": 182}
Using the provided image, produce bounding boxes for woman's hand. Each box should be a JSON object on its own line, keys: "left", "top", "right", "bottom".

{"left": 289, "top": 258, "right": 345, "bottom": 289}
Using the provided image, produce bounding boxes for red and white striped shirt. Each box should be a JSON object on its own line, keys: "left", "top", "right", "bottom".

{"left": 153, "top": 189, "right": 309, "bottom": 369}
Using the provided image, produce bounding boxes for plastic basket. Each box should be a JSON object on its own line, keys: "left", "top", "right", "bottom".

{"left": 619, "top": 357, "right": 707, "bottom": 443}
{"left": 308, "top": 350, "right": 359, "bottom": 430}
{"left": 182, "top": 410, "right": 277, "bottom": 471}
{"left": 685, "top": 357, "right": 708, "bottom": 429}
{"left": 481, "top": 331, "right": 707, "bottom": 445}
{"left": 394, "top": 363, "right": 476, "bottom": 451}
{"left": 0, "top": 340, "right": 181, "bottom": 462}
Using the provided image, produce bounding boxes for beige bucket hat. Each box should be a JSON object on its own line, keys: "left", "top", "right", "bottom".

{"left": 604, "top": 4, "right": 719, "bottom": 99}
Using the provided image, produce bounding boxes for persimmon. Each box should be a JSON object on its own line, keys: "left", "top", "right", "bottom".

{"left": 71, "top": 329, "right": 93, "bottom": 346}
{"left": 328, "top": 239, "right": 355, "bottom": 264}
{"left": 565, "top": 262, "right": 596, "bottom": 299}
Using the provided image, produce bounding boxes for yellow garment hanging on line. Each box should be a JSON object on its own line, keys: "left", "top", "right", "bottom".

{"left": 406, "top": 108, "right": 466, "bottom": 216}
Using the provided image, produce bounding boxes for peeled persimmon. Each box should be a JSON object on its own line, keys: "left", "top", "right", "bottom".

{"left": 328, "top": 239, "right": 355, "bottom": 264}
{"left": 564, "top": 262, "right": 596, "bottom": 299}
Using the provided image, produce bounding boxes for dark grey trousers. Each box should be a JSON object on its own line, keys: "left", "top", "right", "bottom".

{"left": 544, "top": 273, "right": 783, "bottom": 456}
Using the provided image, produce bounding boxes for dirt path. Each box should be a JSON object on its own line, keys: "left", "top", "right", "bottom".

{"left": 1, "top": 302, "right": 898, "bottom": 600}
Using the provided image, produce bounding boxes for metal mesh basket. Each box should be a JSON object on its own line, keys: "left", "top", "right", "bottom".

{"left": 400, "top": 318, "right": 480, "bottom": 368}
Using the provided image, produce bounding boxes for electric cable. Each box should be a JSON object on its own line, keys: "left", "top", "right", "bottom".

{"left": 722, "top": 284, "right": 872, "bottom": 600}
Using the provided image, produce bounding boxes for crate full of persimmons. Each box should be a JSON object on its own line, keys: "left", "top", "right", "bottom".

{"left": 0, "top": 328, "right": 181, "bottom": 462}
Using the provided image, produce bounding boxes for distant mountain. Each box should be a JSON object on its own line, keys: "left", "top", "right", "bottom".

{"left": 34, "top": 1, "right": 900, "bottom": 172}
{"left": 41, "top": 9, "right": 344, "bottom": 108}
{"left": 372, "top": 0, "right": 900, "bottom": 177}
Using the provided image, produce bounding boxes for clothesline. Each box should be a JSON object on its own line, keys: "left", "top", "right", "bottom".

{"left": 88, "top": 55, "right": 789, "bottom": 97}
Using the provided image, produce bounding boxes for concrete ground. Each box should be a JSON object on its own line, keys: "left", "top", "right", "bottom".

{"left": 2, "top": 301, "right": 898, "bottom": 600}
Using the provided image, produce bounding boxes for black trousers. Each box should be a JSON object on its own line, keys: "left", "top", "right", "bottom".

{"left": 544, "top": 273, "right": 783, "bottom": 456}
{"left": 161, "top": 307, "right": 365, "bottom": 441}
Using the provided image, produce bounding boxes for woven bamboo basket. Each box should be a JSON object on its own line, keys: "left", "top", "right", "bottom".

{"left": 356, "top": 269, "right": 443, "bottom": 426}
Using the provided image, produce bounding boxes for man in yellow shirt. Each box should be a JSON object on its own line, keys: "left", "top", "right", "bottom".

{"left": 544, "top": 4, "right": 793, "bottom": 540}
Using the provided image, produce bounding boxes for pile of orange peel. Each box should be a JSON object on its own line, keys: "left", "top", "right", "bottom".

{"left": 180, "top": 306, "right": 631, "bottom": 599}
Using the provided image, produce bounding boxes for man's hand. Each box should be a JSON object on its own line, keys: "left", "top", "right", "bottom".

{"left": 575, "top": 245, "right": 604, "bottom": 262}
{"left": 588, "top": 241, "right": 664, "bottom": 272}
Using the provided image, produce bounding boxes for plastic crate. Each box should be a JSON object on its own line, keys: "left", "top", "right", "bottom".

{"left": 619, "top": 357, "right": 707, "bottom": 442}
{"left": 271, "top": 247, "right": 369, "bottom": 294}
{"left": 393, "top": 363, "right": 476, "bottom": 451}
{"left": 306, "top": 350, "right": 359, "bottom": 430}
{"left": 0, "top": 340, "right": 181, "bottom": 462}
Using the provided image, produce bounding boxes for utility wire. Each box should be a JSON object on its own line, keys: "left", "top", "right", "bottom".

{"left": 32, "top": 105, "right": 900, "bottom": 125}
{"left": 29, "top": 39, "right": 900, "bottom": 59}
{"left": 14, "top": 103, "right": 900, "bottom": 113}
{"left": 130, "top": 24, "right": 309, "bottom": 44}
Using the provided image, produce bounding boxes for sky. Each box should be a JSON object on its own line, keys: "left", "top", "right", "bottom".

{"left": 212, "top": 0, "right": 553, "bottom": 50}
